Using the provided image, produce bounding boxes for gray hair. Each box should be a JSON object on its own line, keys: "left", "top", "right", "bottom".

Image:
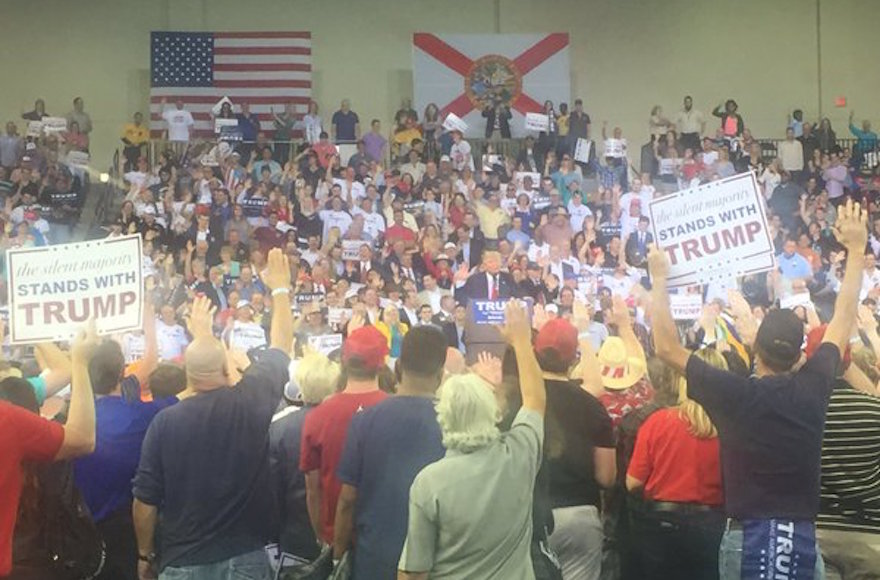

{"left": 436, "top": 373, "right": 501, "bottom": 453}
{"left": 294, "top": 352, "right": 340, "bottom": 405}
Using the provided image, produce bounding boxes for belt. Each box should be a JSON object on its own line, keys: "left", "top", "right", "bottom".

{"left": 646, "top": 501, "right": 722, "bottom": 515}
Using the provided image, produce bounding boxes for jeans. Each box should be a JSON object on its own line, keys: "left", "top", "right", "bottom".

{"left": 160, "top": 550, "right": 270, "bottom": 580}
{"left": 719, "top": 525, "right": 825, "bottom": 580}
{"left": 549, "top": 505, "right": 603, "bottom": 580}
{"left": 630, "top": 507, "right": 725, "bottom": 580}
{"left": 816, "top": 527, "right": 880, "bottom": 580}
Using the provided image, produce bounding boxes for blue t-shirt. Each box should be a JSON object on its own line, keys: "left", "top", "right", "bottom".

{"left": 337, "top": 396, "right": 444, "bottom": 580}
{"left": 73, "top": 380, "right": 175, "bottom": 522}
{"left": 331, "top": 110, "right": 359, "bottom": 143}
{"left": 777, "top": 252, "right": 812, "bottom": 280}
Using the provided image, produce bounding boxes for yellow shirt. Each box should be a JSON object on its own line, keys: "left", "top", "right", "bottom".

{"left": 557, "top": 113, "right": 570, "bottom": 137}
{"left": 122, "top": 123, "right": 150, "bottom": 146}
{"left": 475, "top": 203, "right": 510, "bottom": 240}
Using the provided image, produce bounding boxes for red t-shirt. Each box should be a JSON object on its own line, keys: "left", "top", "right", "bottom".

{"left": 0, "top": 402, "right": 65, "bottom": 575}
{"left": 627, "top": 408, "right": 723, "bottom": 506}
{"left": 299, "top": 390, "right": 388, "bottom": 542}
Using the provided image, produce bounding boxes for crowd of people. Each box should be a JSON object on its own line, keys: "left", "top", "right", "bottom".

{"left": 1, "top": 89, "right": 880, "bottom": 580}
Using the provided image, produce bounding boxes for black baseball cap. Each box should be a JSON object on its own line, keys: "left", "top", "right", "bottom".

{"left": 754, "top": 309, "right": 803, "bottom": 369}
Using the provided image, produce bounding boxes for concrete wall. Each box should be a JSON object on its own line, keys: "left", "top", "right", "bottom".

{"left": 0, "top": 0, "right": 874, "bottom": 164}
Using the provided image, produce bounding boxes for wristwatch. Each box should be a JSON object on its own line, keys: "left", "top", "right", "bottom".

{"left": 138, "top": 552, "right": 157, "bottom": 564}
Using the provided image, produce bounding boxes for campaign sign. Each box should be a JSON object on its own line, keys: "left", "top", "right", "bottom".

{"left": 574, "top": 138, "right": 592, "bottom": 163}
{"left": 442, "top": 112, "right": 468, "bottom": 133}
{"left": 7, "top": 235, "right": 143, "bottom": 344}
{"left": 308, "top": 333, "right": 343, "bottom": 356}
{"left": 341, "top": 240, "right": 363, "bottom": 261}
{"left": 41, "top": 116, "right": 68, "bottom": 133}
{"left": 649, "top": 172, "right": 775, "bottom": 288}
{"left": 524, "top": 113, "right": 549, "bottom": 132}
{"left": 669, "top": 293, "right": 703, "bottom": 320}
{"left": 471, "top": 298, "right": 532, "bottom": 325}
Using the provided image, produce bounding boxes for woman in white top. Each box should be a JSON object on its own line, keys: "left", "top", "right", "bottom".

{"left": 298, "top": 101, "right": 323, "bottom": 145}
{"left": 760, "top": 158, "right": 782, "bottom": 200}
{"left": 649, "top": 106, "right": 673, "bottom": 142}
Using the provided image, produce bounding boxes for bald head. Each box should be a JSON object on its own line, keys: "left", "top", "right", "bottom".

{"left": 185, "top": 338, "right": 229, "bottom": 391}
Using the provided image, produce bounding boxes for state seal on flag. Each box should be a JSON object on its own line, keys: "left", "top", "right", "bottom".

{"left": 464, "top": 55, "right": 522, "bottom": 110}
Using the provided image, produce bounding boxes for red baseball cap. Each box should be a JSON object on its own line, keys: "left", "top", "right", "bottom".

{"left": 342, "top": 326, "right": 389, "bottom": 371}
{"left": 534, "top": 318, "right": 579, "bottom": 364}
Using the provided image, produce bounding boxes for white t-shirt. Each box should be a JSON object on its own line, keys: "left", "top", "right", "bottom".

{"left": 450, "top": 141, "right": 475, "bottom": 171}
{"left": 319, "top": 209, "right": 353, "bottom": 240}
{"left": 567, "top": 202, "right": 593, "bottom": 233}
{"left": 352, "top": 209, "right": 386, "bottom": 240}
{"left": 162, "top": 108, "right": 195, "bottom": 142}
{"left": 156, "top": 320, "right": 189, "bottom": 361}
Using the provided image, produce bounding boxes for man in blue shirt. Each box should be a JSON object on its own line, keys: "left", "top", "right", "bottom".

{"left": 73, "top": 305, "right": 162, "bottom": 580}
{"left": 332, "top": 99, "right": 360, "bottom": 144}
{"left": 777, "top": 238, "right": 813, "bottom": 282}
{"left": 334, "top": 326, "right": 448, "bottom": 579}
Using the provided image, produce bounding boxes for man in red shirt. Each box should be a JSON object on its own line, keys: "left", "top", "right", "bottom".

{"left": 312, "top": 131, "right": 338, "bottom": 169}
{"left": 0, "top": 323, "right": 99, "bottom": 577}
{"left": 252, "top": 210, "right": 287, "bottom": 255}
{"left": 300, "top": 325, "right": 389, "bottom": 544}
{"left": 384, "top": 208, "right": 416, "bottom": 247}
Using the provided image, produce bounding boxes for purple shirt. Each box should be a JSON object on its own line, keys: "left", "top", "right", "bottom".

{"left": 822, "top": 164, "right": 847, "bottom": 199}
{"left": 363, "top": 132, "right": 386, "bottom": 164}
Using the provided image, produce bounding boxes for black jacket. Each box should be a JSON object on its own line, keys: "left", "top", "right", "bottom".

{"left": 482, "top": 106, "right": 512, "bottom": 139}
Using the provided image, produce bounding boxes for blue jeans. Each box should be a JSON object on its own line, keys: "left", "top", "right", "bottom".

{"left": 719, "top": 526, "right": 826, "bottom": 580}
{"left": 159, "top": 550, "right": 270, "bottom": 580}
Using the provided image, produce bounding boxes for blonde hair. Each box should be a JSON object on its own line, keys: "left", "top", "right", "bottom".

{"left": 677, "top": 348, "right": 726, "bottom": 439}
{"left": 295, "top": 352, "right": 340, "bottom": 405}
{"left": 436, "top": 373, "right": 500, "bottom": 453}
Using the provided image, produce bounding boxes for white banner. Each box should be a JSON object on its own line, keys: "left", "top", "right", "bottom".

{"left": 7, "top": 235, "right": 144, "bottom": 344}
{"left": 214, "top": 118, "right": 238, "bottom": 134}
{"left": 669, "top": 293, "right": 704, "bottom": 320}
{"left": 524, "top": 112, "right": 549, "bottom": 132}
{"left": 66, "top": 151, "right": 90, "bottom": 168}
{"left": 341, "top": 240, "right": 363, "bottom": 261}
{"left": 41, "top": 116, "right": 68, "bottom": 133}
{"left": 514, "top": 171, "right": 541, "bottom": 191}
{"left": 228, "top": 321, "right": 267, "bottom": 352}
{"left": 442, "top": 112, "right": 468, "bottom": 133}
{"left": 327, "top": 307, "right": 352, "bottom": 326}
{"left": 573, "top": 138, "right": 592, "bottom": 163}
{"left": 649, "top": 172, "right": 775, "bottom": 288}
{"left": 603, "top": 138, "right": 626, "bottom": 158}
{"left": 308, "top": 333, "right": 343, "bottom": 356}
{"left": 26, "top": 121, "right": 43, "bottom": 138}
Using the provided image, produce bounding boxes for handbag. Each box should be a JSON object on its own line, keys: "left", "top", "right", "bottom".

{"left": 279, "top": 544, "right": 333, "bottom": 580}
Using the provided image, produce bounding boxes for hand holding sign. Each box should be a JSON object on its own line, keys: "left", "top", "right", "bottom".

{"left": 647, "top": 244, "right": 669, "bottom": 285}
{"left": 71, "top": 319, "right": 100, "bottom": 363}
{"left": 832, "top": 198, "right": 868, "bottom": 253}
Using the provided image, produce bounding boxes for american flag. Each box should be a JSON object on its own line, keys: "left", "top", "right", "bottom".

{"left": 149, "top": 31, "right": 312, "bottom": 139}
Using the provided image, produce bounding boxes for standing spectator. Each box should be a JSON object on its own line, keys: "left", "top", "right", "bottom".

{"left": 334, "top": 326, "right": 447, "bottom": 579}
{"left": 816, "top": 118, "right": 837, "bottom": 153}
{"left": 711, "top": 99, "right": 744, "bottom": 138}
{"left": 362, "top": 119, "right": 387, "bottom": 164}
{"left": 299, "top": 100, "right": 323, "bottom": 145}
{"left": 568, "top": 98, "right": 592, "bottom": 156}
{"left": 156, "top": 305, "right": 189, "bottom": 361}
{"left": 799, "top": 122, "right": 819, "bottom": 169}
{"left": 397, "top": 301, "right": 545, "bottom": 580}
{"left": 788, "top": 109, "right": 805, "bottom": 138}
{"left": 121, "top": 113, "right": 149, "bottom": 172}
{"left": 235, "top": 102, "right": 261, "bottom": 159}
{"left": 646, "top": 199, "right": 867, "bottom": 580}
{"left": 269, "top": 352, "right": 340, "bottom": 562}
{"left": 449, "top": 130, "right": 474, "bottom": 172}
{"left": 849, "top": 111, "right": 878, "bottom": 167}
{"left": 301, "top": 325, "right": 389, "bottom": 546}
{"left": 822, "top": 150, "right": 848, "bottom": 206}
{"left": 331, "top": 99, "right": 360, "bottom": 144}
{"left": 66, "top": 97, "right": 93, "bottom": 136}
{"left": 0, "top": 122, "right": 23, "bottom": 170}
{"left": 778, "top": 127, "right": 805, "bottom": 180}
{"left": 22, "top": 98, "right": 48, "bottom": 121}
{"left": 626, "top": 347, "right": 726, "bottom": 580}
{"left": 675, "top": 96, "right": 706, "bottom": 154}
{"left": 482, "top": 103, "right": 512, "bottom": 139}
{"left": 132, "top": 250, "right": 294, "bottom": 580}
{"left": 271, "top": 102, "right": 297, "bottom": 163}
{"left": 160, "top": 99, "right": 194, "bottom": 146}
{"left": 74, "top": 309, "right": 162, "bottom": 580}
{"left": 0, "top": 321, "right": 98, "bottom": 578}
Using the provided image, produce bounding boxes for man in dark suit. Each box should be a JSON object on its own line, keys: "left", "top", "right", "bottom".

{"left": 451, "top": 222, "right": 486, "bottom": 270}
{"left": 482, "top": 104, "right": 512, "bottom": 139}
{"left": 453, "top": 250, "right": 518, "bottom": 304}
{"left": 518, "top": 261, "right": 546, "bottom": 301}
{"left": 351, "top": 244, "right": 385, "bottom": 284}
{"left": 624, "top": 215, "right": 654, "bottom": 268}
{"left": 442, "top": 302, "right": 468, "bottom": 352}
{"left": 515, "top": 136, "right": 540, "bottom": 172}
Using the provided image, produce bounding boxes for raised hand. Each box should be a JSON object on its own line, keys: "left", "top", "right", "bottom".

{"left": 609, "top": 296, "right": 632, "bottom": 329}
{"left": 499, "top": 299, "right": 531, "bottom": 347}
{"left": 471, "top": 351, "right": 502, "bottom": 387}
{"left": 71, "top": 319, "right": 100, "bottom": 362}
{"left": 453, "top": 264, "right": 470, "bottom": 284}
{"left": 832, "top": 198, "right": 868, "bottom": 253}
{"left": 647, "top": 244, "right": 669, "bottom": 283}
{"left": 185, "top": 296, "right": 216, "bottom": 340}
{"left": 263, "top": 248, "right": 292, "bottom": 291}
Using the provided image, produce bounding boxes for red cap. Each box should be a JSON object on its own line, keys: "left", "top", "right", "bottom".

{"left": 534, "top": 318, "right": 579, "bottom": 364}
{"left": 804, "top": 324, "right": 851, "bottom": 370}
{"left": 342, "top": 326, "right": 389, "bottom": 371}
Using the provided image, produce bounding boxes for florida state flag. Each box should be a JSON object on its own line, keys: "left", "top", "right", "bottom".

{"left": 413, "top": 33, "right": 571, "bottom": 138}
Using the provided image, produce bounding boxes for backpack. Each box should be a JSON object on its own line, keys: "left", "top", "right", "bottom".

{"left": 42, "top": 463, "right": 106, "bottom": 579}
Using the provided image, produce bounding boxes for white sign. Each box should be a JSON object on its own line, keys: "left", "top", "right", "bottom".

{"left": 341, "top": 240, "right": 363, "bottom": 261}
{"left": 41, "top": 117, "right": 68, "bottom": 134}
{"left": 7, "top": 235, "right": 144, "bottom": 344}
{"left": 603, "top": 138, "right": 626, "bottom": 158}
{"left": 669, "top": 293, "right": 704, "bottom": 320}
{"left": 442, "top": 112, "right": 468, "bottom": 133}
{"left": 214, "top": 118, "right": 238, "bottom": 134}
{"left": 66, "top": 151, "right": 90, "bottom": 168}
{"left": 573, "top": 138, "right": 592, "bottom": 163}
{"left": 228, "top": 321, "right": 267, "bottom": 352}
{"left": 308, "top": 333, "right": 343, "bottom": 356}
{"left": 514, "top": 171, "right": 541, "bottom": 192}
{"left": 327, "top": 307, "right": 352, "bottom": 326}
{"left": 524, "top": 113, "right": 549, "bottom": 132}
{"left": 26, "top": 121, "right": 43, "bottom": 138}
{"left": 780, "top": 292, "right": 813, "bottom": 311}
{"left": 649, "top": 172, "right": 775, "bottom": 288}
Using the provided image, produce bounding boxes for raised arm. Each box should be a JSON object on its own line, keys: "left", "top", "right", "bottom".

{"left": 132, "top": 299, "right": 159, "bottom": 387}
{"left": 499, "top": 300, "right": 545, "bottom": 415}
{"left": 264, "top": 248, "right": 294, "bottom": 353}
{"left": 824, "top": 199, "right": 868, "bottom": 352}
{"left": 56, "top": 321, "right": 98, "bottom": 459}
{"left": 610, "top": 296, "right": 645, "bottom": 362}
{"left": 33, "top": 342, "right": 72, "bottom": 400}
{"left": 647, "top": 244, "right": 691, "bottom": 374}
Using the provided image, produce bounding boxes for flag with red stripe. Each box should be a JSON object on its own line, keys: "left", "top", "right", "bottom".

{"left": 412, "top": 33, "right": 570, "bottom": 138}
{"left": 149, "top": 31, "right": 312, "bottom": 139}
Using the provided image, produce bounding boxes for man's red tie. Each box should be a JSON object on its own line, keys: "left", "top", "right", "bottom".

{"left": 491, "top": 275, "right": 499, "bottom": 300}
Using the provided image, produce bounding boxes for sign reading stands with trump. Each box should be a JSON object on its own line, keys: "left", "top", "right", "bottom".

{"left": 648, "top": 172, "right": 775, "bottom": 288}
{"left": 7, "top": 235, "right": 144, "bottom": 344}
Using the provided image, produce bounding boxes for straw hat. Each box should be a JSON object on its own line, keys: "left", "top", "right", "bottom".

{"left": 597, "top": 336, "right": 646, "bottom": 390}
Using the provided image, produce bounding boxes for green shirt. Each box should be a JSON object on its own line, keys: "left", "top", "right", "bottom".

{"left": 399, "top": 408, "right": 543, "bottom": 579}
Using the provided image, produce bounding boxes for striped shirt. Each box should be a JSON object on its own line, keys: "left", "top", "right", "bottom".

{"left": 818, "top": 382, "right": 880, "bottom": 533}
